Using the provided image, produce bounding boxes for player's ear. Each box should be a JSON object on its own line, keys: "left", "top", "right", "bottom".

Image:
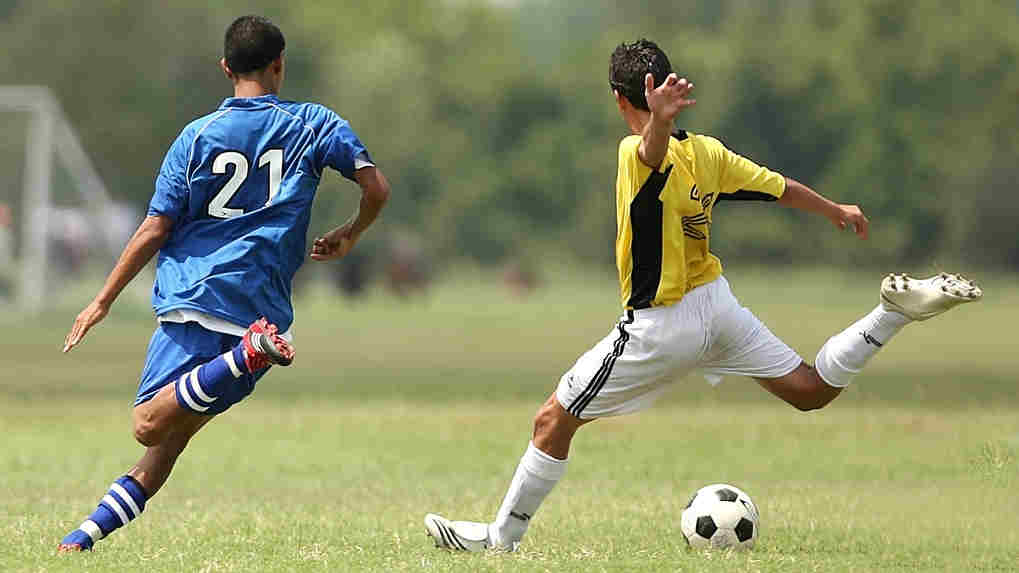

{"left": 271, "top": 55, "right": 285, "bottom": 90}
{"left": 219, "top": 58, "right": 234, "bottom": 81}
{"left": 613, "top": 90, "right": 628, "bottom": 113}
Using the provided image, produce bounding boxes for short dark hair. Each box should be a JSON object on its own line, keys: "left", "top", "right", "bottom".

{"left": 224, "top": 15, "right": 286, "bottom": 75}
{"left": 609, "top": 39, "right": 673, "bottom": 112}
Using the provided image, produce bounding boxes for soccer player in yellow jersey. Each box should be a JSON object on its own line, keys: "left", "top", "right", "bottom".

{"left": 425, "top": 39, "right": 982, "bottom": 552}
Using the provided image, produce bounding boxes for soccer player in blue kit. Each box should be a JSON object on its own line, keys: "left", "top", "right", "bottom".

{"left": 57, "top": 16, "right": 390, "bottom": 552}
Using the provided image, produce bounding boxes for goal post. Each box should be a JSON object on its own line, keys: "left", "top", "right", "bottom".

{"left": 0, "top": 86, "right": 118, "bottom": 314}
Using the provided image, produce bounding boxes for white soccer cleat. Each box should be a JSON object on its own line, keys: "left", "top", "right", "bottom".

{"left": 880, "top": 272, "right": 982, "bottom": 321}
{"left": 424, "top": 513, "right": 494, "bottom": 552}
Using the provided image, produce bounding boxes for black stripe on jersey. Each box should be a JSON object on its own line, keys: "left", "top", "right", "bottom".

{"left": 716, "top": 189, "right": 779, "bottom": 202}
{"left": 626, "top": 165, "right": 673, "bottom": 310}
{"left": 567, "top": 311, "right": 634, "bottom": 417}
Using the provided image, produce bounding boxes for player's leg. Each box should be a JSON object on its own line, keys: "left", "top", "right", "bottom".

{"left": 134, "top": 318, "right": 294, "bottom": 444}
{"left": 57, "top": 410, "right": 212, "bottom": 552}
{"left": 707, "top": 273, "right": 982, "bottom": 408}
{"left": 424, "top": 394, "right": 591, "bottom": 552}
{"left": 129, "top": 387, "right": 214, "bottom": 494}
{"left": 756, "top": 362, "right": 842, "bottom": 411}
{"left": 58, "top": 318, "right": 293, "bottom": 552}
{"left": 810, "top": 272, "right": 981, "bottom": 389}
{"left": 483, "top": 393, "right": 592, "bottom": 548}
{"left": 426, "top": 305, "right": 699, "bottom": 552}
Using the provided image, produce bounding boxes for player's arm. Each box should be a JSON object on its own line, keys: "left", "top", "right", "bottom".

{"left": 63, "top": 215, "right": 174, "bottom": 353}
{"left": 310, "top": 166, "right": 390, "bottom": 261}
{"left": 638, "top": 73, "right": 696, "bottom": 169}
{"left": 779, "top": 177, "right": 868, "bottom": 239}
{"left": 714, "top": 140, "right": 868, "bottom": 240}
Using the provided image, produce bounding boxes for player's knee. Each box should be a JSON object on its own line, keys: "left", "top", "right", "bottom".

{"left": 791, "top": 399, "right": 826, "bottom": 412}
{"left": 132, "top": 412, "right": 167, "bottom": 446}
{"left": 133, "top": 419, "right": 159, "bottom": 446}
{"left": 791, "top": 385, "right": 839, "bottom": 411}
{"left": 532, "top": 397, "right": 582, "bottom": 439}
{"left": 532, "top": 401, "right": 562, "bottom": 437}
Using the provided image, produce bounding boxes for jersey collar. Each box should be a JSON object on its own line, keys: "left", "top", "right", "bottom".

{"left": 219, "top": 94, "right": 281, "bottom": 109}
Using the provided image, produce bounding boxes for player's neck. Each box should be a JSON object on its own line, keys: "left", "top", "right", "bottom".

{"left": 625, "top": 109, "right": 651, "bottom": 136}
{"left": 232, "top": 79, "right": 277, "bottom": 99}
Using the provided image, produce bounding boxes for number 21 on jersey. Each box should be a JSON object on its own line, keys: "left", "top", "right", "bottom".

{"left": 208, "top": 149, "right": 283, "bottom": 219}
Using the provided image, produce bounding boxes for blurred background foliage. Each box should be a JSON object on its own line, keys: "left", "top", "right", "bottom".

{"left": 1, "top": 0, "right": 1016, "bottom": 271}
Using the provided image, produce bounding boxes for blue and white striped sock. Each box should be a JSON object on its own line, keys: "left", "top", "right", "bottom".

{"left": 60, "top": 475, "right": 148, "bottom": 550}
{"left": 174, "top": 345, "right": 250, "bottom": 413}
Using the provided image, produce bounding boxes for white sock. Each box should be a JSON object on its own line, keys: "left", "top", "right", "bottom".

{"left": 815, "top": 305, "right": 912, "bottom": 387}
{"left": 489, "top": 441, "right": 567, "bottom": 548}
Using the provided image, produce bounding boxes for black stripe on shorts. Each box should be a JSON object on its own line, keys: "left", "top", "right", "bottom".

{"left": 567, "top": 311, "right": 635, "bottom": 417}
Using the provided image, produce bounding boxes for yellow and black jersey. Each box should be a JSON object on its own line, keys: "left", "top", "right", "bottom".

{"left": 615, "top": 130, "right": 785, "bottom": 310}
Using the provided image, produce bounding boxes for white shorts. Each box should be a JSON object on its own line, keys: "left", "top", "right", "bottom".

{"left": 555, "top": 276, "right": 802, "bottom": 419}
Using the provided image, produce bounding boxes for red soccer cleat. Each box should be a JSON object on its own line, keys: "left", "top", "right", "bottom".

{"left": 242, "top": 317, "right": 295, "bottom": 372}
{"left": 57, "top": 543, "right": 88, "bottom": 553}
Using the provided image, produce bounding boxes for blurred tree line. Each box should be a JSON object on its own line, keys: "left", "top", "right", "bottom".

{"left": 1, "top": 0, "right": 1016, "bottom": 270}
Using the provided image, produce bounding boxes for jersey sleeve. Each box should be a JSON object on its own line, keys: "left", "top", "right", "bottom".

{"left": 147, "top": 132, "right": 191, "bottom": 223}
{"left": 708, "top": 136, "right": 786, "bottom": 200}
{"left": 315, "top": 109, "right": 371, "bottom": 182}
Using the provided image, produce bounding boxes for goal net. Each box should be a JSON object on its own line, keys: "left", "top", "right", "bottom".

{"left": 0, "top": 86, "right": 133, "bottom": 315}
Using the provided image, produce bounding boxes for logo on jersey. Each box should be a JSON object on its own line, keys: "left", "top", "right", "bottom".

{"left": 682, "top": 213, "right": 709, "bottom": 240}
{"left": 683, "top": 185, "right": 715, "bottom": 240}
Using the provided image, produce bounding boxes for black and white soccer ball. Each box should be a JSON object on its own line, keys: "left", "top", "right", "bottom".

{"left": 680, "top": 483, "right": 759, "bottom": 550}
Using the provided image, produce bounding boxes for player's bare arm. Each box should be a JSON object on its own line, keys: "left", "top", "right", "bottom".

{"left": 310, "top": 166, "right": 391, "bottom": 261}
{"left": 779, "top": 177, "right": 869, "bottom": 239}
{"left": 638, "top": 72, "right": 695, "bottom": 169}
{"left": 62, "top": 215, "right": 174, "bottom": 353}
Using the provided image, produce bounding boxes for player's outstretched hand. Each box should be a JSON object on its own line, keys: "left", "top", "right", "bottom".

{"left": 831, "top": 204, "right": 869, "bottom": 239}
{"left": 63, "top": 300, "right": 109, "bottom": 353}
{"left": 645, "top": 73, "right": 696, "bottom": 122}
{"left": 310, "top": 223, "right": 360, "bottom": 262}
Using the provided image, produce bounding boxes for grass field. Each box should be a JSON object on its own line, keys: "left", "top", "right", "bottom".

{"left": 2, "top": 267, "right": 1018, "bottom": 572}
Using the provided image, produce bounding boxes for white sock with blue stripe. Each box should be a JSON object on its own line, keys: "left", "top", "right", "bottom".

{"left": 173, "top": 345, "right": 250, "bottom": 413}
{"left": 60, "top": 475, "right": 148, "bottom": 550}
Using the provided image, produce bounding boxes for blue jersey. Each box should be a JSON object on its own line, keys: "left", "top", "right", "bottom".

{"left": 147, "top": 94, "right": 369, "bottom": 332}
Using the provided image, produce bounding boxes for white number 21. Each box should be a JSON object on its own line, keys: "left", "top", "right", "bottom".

{"left": 208, "top": 149, "right": 283, "bottom": 219}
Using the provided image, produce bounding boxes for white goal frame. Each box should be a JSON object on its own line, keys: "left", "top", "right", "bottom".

{"left": 0, "top": 86, "right": 117, "bottom": 313}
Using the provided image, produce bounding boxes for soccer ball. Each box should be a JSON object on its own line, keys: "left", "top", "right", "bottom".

{"left": 680, "top": 483, "right": 759, "bottom": 550}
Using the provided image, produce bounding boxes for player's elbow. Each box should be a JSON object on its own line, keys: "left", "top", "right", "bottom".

{"left": 367, "top": 179, "right": 390, "bottom": 205}
{"left": 139, "top": 215, "right": 174, "bottom": 243}
{"left": 356, "top": 167, "right": 391, "bottom": 206}
{"left": 365, "top": 175, "right": 391, "bottom": 205}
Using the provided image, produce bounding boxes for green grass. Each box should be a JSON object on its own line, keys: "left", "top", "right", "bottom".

{"left": 3, "top": 267, "right": 1018, "bottom": 572}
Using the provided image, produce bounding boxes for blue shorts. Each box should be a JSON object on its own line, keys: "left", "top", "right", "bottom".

{"left": 136, "top": 321, "right": 268, "bottom": 415}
